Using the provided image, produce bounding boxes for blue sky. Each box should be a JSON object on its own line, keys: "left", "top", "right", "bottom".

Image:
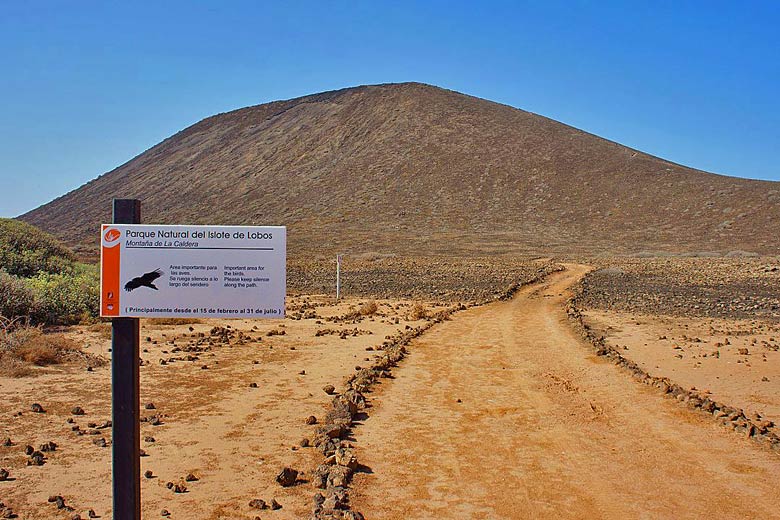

{"left": 1, "top": 1, "right": 778, "bottom": 217}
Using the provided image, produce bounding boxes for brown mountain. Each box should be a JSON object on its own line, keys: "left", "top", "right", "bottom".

{"left": 20, "top": 82, "right": 780, "bottom": 257}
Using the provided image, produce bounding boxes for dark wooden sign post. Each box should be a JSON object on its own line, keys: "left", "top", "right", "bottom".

{"left": 111, "top": 199, "right": 141, "bottom": 519}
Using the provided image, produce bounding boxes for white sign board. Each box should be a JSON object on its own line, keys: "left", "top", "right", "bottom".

{"left": 100, "top": 224, "right": 285, "bottom": 318}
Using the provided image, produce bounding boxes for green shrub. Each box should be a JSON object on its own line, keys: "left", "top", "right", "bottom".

{"left": 0, "top": 270, "right": 36, "bottom": 319}
{"left": 0, "top": 218, "right": 76, "bottom": 277}
{"left": 25, "top": 266, "right": 100, "bottom": 325}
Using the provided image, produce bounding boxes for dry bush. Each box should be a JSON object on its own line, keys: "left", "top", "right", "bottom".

{"left": 408, "top": 302, "right": 428, "bottom": 320}
{"left": 0, "top": 316, "right": 101, "bottom": 376}
{"left": 87, "top": 321, "right": 112, "bottom": 339}
{"left": 359, "top": 301, "right": 378, "bottom": 316}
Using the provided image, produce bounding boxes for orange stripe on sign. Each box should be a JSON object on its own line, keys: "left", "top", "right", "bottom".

{"left": 101, "top": 225, "right": 121, "bottom": 317}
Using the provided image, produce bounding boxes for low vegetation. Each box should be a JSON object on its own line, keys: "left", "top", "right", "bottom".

{"left": 0, "top": 218, "right": 99, "bottom": 325}
{"left": 0, "top": 316, "right": 98, "bottom": 376}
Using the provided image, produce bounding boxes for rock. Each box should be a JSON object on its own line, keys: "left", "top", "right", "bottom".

{"left": 40, "top": 441, "right": 57, "bottom": 452}
{"left": 93, "top": 438, "right": 107, "bottom": 448}
{"left": 249, "top": 382, "right": 258, "bottom": 388}
{"left": 322, "top": 493, "right": 345, "bottom": 511}
{"left": 28, "top": 452, "right": 45, "bottom": 466}
{"left": 1, "top": 438, "right": 11, "bottom": 446}
{"left": 327, "top": 465, "right": 353, "bottom": 488}
{"left": 299, "top": 437, "right": 310, "bottom": 448}
{"left": 144, "top": 470, "right": 154, "bottom": 478}
{"left": 276, "top": 466, "right": 298, "bottom": 487}
{"left": 72, "top": 406, "right": 85, "bottom": 415}
{"left": 144, "top": 436, "right": 155, "bottom": 443}
{"left": 270, "top": 498, "right": 282, "bottom": 510}
{"left": 71, "top": 514, "right": 82, "bottom": 520}
{"left": 323, "top": 385, "right": 336, "bottom": 395}
{"left": 173, "top": 483, "right": 187, "bottom": 493}
{"left": 0, "top": 468, "right": 8, "bottom": 481}
{"left": 31, "top": 403, "right": 45, "bottom": 413}
{"left": 305, "top": 415, "right": 318, "bottom": 425}
{"left": 145, "top": 403, "right": 156, "bottom": 410}
{"left": 160, "top": 510, "right": 170, "bottom": 517}
{"left": 319, "top": 423, "right": 347, "bottom": 439}
{"left": 335, "top": 447, "right": 359, "bottom": 470}
{"left": 88, "top": 510, "right": 98, "bottom": 518}
{"left": 185, "top": 472, "right": 198, "bottom": 481}
{"left": 312, "top": 465, "right": 329, "bottom": 489}
{"left": 738, "top": 348, "right": 750, "bottom": 355}
{"left": 24, "top": 445, "right": 34, "bottom": 455}
{"left": 248, "top": 498, "right": 267, "bottom": 509}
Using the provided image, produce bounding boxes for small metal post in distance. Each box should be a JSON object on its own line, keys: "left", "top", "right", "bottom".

{"left": 111, "top": 199, "right": 141, "bottom": 520}
{"left": 336, "top": 254, "right": 342, "bottom": 300}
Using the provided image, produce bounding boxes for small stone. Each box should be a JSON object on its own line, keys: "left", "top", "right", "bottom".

{"left": 145, "top": 403, "right": 156, "bottom": 410}
{"left": 249, "top": 382, "right": 258, "bottom": 388}
{"left": 305, "top": 415, "right": 317, "bottom": 425}
{"left": 185, "top": 472, "right": 198, "bottom": 481}
{"left": 28, "top": 453, "right": 45, "bottom": 466}
{"left": 160, "top": 510, "right": 170, "bottom": 517}
{"left": 248, "top": 498, "right": 267, "bottom": 509}
{"left": 93, "top": 438, "right": 107, "bottom": 448}
{"left": 31, "top": 403, "right": 45, "bottom": 413}
{"left": 299, "top": 438, "right": 310, "bottom": 447}
{"left": 144, "top": 436, "right": 155, "bottom": 443}
{"left": 166, "top": 482, "right": 173, "bottom": 489}
{"left": 0, "top": 468, "right": 9, "bottom": 481}
{"left": 88, "top": 510, "right": 98, "bottom": 518}
{"left": 323, "top": 385, "right": 336, "bottom": 395}
{"left": 71, "top": 514, "right": 82, "bottom": 520}
{"left": 72, "top": 406, "right": 85, "bottom": 415}
{"left": 275, "top": 466, "right": 298, "bottom": 487}
{"left": 1, "top": 437, "right": 11, "bottom": 446}
{"left": 39, "top": 441, "right": 57, "bottom": 452}
{"left": 144, "top": 470, "right": 154, "bottom": 478}
{"left": 270, "top": 498, "right": 282, "bottom": 510}
{"left": 299, "top": 369, "right": 306, "bottom": 375}
{"left": 173, "top": 483, "right": 187, "bottom": 493}
{"left": 24, "top": 445, "right": 34, "bottom": 455}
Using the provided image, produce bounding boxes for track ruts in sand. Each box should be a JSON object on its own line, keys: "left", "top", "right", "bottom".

{"left": 349, "top": 266, "right": 780, "bottom": 519}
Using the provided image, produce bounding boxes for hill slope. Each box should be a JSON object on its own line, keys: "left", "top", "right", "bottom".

{"left": 20, "top": 82, "right": 780, "bottom": 256}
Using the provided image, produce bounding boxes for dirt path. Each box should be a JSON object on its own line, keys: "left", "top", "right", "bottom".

{"left": 350, "top": 265, "right": 780, "bottom": 519}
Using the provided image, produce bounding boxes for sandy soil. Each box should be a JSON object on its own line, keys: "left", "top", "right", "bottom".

{"left": 349, "top": 266, "right": 780, "bottom": 519}
{"left": 0, "top": 296, "right": 449, "bottom": 519}
{"left": 583, "top": 311, "right": 780, "bottom": 434}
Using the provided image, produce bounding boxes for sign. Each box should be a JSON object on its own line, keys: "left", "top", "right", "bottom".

{"left": 100, "top": 224, "right": 285, "bottom": 318}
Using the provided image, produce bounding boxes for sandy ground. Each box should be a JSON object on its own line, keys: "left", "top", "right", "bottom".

{"left": 0, "top": 296, "right": 449, "bottom": 519}
{"left": 583, "top": 310, "right": 780, "bottom": 429}
{"left": 349, "top": 266, "right": 780, "bottom": 519}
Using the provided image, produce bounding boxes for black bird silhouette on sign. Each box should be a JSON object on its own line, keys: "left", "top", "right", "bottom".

{"left": 125, "top": 269, "right": 164, "bottom": 292}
